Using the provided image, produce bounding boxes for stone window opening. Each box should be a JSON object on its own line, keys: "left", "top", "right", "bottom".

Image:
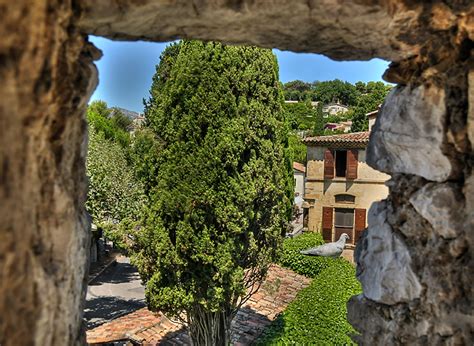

{"left": 1, "top": 2, "right": 472, "bottom": 345}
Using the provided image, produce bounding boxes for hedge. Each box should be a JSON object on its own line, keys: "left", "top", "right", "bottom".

{"left": 278, "top": 232, "right": 332, "bottom": 278}
{"left": 256, "top": 232, "right": 362, "bottom": 345}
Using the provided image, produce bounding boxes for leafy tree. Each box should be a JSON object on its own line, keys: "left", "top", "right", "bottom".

{"left": 351, "top": 81, "right": 392, "bottom": 132}
{"left": 132, "top": 41, "right": 292, "bottom": 345}
{"left": 110, "top": 108, "right": 133, "bottom": 131}
{"left": 86, "top": 101, "right": 131, "bottom": 149}
{"left": 284, "top": 101, "right": 315, "bottom": 130}
{"left": 129, "top": 127, "right": 162, "bottom": 196}
{"left": 86, "top": 126, "right": 145, "bottom": 224}
{"left": 311, "top": 79, "right": 359, "bottom": 106}
{"left": 355, "top": 81, "right": 367, "bottom": 93}
{"left": 282, "top": 80, "right": 312, "bottom": 101}
{"left": 88, "top": 100, "right": 110, "bottom": 118}
{"left": 288, "top": 133, "right": 307, "bottom": 164}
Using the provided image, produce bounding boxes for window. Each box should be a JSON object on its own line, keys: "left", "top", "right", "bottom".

{"left": 323, "top": 149, "right": 358, "bottom": 179}
{"left": 334, "top": 208, "right": 354, "bottom": 228}
{"left": 335, "top": 194, "right": 355, "bottom": 204}
{"left": 335, "top": 150, "right": 347, "bottom": 177}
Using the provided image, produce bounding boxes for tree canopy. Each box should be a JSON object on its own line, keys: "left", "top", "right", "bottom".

{"left": 132, "top": 40, "right": 293, "bottom": 345}
{"left": 282, "top": 79, "right": 392, "bottom": 133}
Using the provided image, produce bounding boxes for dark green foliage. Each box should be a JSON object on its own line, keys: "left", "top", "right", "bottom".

{"left": 282, "top": 80, "right": 312, "bottom": 101}
{"left": 350, "top": 82, "right": 391, "bottom": 132}
{"left": 256, "top": 260, "right": 361, "bottom": 345}
{"left": 132, "top": 40, "right": 293, "bottom": 344}
{"left": 144, "top": 42, "right": 182, "bottom": 114}
{"left": 284, "top": 101, "right": 315, "bottom": 130}
{"left": 129, "top": 128, "right": 163, "bottom": 196}
{"left": 278, "top": 232, "right": 332, "bottom": 278}
{"left": 350, "top": 106, "right": 369, "bottom": 132}
{"left": 312, "top": 79, "right": 359, "bottom": 106}
{"left": 312, "top": 102, "right": 325, "bottom": 136}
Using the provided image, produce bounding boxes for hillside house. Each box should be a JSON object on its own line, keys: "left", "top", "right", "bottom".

{"left": 322, "top": 103, "right": 349, "bottom": 116}
{"left": 324, "top": 120, "right": 352, "bottom": 133}
{"left": 302, "top": 130, "right": 389, "bottom": 246}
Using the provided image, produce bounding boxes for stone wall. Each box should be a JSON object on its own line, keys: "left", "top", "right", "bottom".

{"left": 0, "top": 1, "right": 99, "bottom": 344}
{"left": 1, "top": 0, "right": 472, "bottom": 345}
{"left": 348, "top": 49, "right": 473, "bottom": 343}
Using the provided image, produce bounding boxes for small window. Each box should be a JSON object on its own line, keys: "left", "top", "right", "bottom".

{"left": 335, "top": 150, "right": 347, "bottom": 177}
{"left": 335, "top": 194, "right": 355, "bottom": 204}
{"left": 334, "top": 208, "right": 354, "bottom": 228}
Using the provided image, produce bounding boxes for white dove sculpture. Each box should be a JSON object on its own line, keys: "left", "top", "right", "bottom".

{"left": 300, "top": 233, "right": 350, "bottom": 258}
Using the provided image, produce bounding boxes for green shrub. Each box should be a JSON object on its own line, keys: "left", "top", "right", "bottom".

{"left": 279, "top": 232, "right": 333, "bottom": 278}
{"left": 256, "top": 260, "right": 361, "bottom": 345}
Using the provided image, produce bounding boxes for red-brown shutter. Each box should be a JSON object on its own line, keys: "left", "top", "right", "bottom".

{"left": 346, "top": 149, "right": 358, "bottom": 179}
{"left": 354, "top": 208, "right": 366, "bottom": 245}
{"left": 322, "top": 207, "right": 333, "bottom": 242}
{"left": 324, "top": 149, "right": 334, "bottom": 179}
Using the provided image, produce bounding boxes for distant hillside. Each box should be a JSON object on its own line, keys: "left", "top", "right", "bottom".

{"left": 110, "top": 107, "right": 142, "bottom": 120}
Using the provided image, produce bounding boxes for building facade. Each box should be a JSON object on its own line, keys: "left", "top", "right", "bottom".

{"left": 292, "top": 162, "right": 306, "bottom": 230}
{"left": 303, "top": 131, "right": 389, "bottom": 246}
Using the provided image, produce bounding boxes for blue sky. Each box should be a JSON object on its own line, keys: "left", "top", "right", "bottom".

{"left": 89, "top": 36, "right": 389, "bottom": 113}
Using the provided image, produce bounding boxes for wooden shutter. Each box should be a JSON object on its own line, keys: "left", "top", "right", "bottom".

{"left": 346, "top": 149, "right": 358, "bottom": 179}
{"left": 354, "top": 208, "right": 366, "bottom": 245}
{"left": 323, "top": 149, "right": 334, "bottom": 179}
{"left": 322, "top": 207, "right": 333, "bottom": 242}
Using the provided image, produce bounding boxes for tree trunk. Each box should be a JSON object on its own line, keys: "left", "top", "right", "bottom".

{"left": 188, "top": 308, "right": 232, "bottom": 346}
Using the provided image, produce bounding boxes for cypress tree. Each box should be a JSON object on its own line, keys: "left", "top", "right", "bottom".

{"left": 132, "top": 41, "right": 293, "bottom": 345}
{"left": 313, "top": 102, "right": 325, "bottom": 136}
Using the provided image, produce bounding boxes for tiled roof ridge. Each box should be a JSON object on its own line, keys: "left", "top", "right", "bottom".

{"left": 303, "top": 131, "right": 370, "bottom": 143}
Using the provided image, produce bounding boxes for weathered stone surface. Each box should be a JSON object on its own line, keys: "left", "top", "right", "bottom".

{"left": 0, "top": 1, "right": 98, "bottom": 345}
{"left": 77, "top": 0, "right": 428, "bottom": 61}
{"left": 368, "top": 84, "right": 453, "bottom": 182}
{"left": 409, "top": 183, "right": 464, "bottom": 239}
{"left": 469, "top": 69, "right": 474, "bottom": 146}
{"left": 355, "top": 201, "right": 422, "bottom": 305}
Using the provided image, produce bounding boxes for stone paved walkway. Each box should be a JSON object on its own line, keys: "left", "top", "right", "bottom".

{"left": 87, "top": 264, "right": 311, "bottom": 345}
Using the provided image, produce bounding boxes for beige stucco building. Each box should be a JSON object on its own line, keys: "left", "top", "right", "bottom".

{"left": 303, "top": 131, "right": 389, "bottom": 246}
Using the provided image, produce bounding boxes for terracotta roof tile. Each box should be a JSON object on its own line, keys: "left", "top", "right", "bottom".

{"left": 293, "top": 162, "right": 306, "bottom": 173}
{"left": 303, "top": 131, "right": 370, "bottom": 148}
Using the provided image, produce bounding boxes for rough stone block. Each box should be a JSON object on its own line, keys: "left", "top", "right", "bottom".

{"left": 356, "top": 201, "right": 422, "bottom": 305}
{"left": 409, "top": 183, "right": 464, "bottom": 239}
{"left": 468, "top": 69, "right": 474, "bottom": 148}
{"left": 368, "top": 84, "right": 452, "bottom": 182}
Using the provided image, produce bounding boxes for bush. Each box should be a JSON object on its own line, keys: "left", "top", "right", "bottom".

{"left": 256, "top": 260, "right": 361, "bottom": 345}
{"left": 279, "top": 232, "right": 333, "bottom": 278}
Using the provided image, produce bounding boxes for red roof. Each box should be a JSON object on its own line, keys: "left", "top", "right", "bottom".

{"left": 303, "top": 131, "right": 370, "bottom": 148}
{"left": 293, "top": 162, "right": 306, "bottom": 173}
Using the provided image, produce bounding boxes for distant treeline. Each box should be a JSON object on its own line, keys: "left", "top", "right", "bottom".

{"left": 282, "top": 79, "right": 392, "bottom": 106}
{"left": 282, "top": 79, "right": 392, "bottom": 134}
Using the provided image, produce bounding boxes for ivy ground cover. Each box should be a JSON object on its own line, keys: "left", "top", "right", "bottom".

{"left": 256, "top": 232, "right": 362, "bottom": 345}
